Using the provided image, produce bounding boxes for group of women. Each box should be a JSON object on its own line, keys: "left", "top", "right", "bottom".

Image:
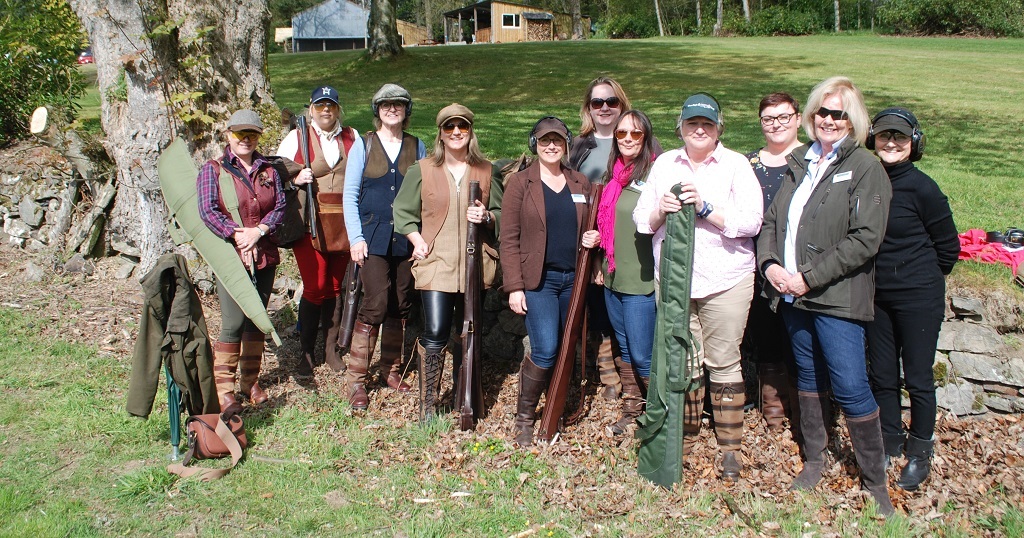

{"left": 198, "top": 74, "right": 957, "bottom": 515}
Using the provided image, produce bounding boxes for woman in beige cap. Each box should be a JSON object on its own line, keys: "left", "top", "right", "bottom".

{"left": 393, "top": 103, "right": 502, "bottom": 421}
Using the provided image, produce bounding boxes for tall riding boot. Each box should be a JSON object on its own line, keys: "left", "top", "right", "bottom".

{"left": 213, "top": 341, "right": 243, "bottom": 416}
{"left": 596, "top": 336, "right": 621, "bottom": 400}
{"left": 791, "top": 391, "right": 831, "bottom": 490}
{"left": 418, "top": 340, "right": 445, "bottom": 421}
{"left": 239, "top": 332, "right": 269, "bottom": 404}
{"left": 609, "top": 358, "right": 644, "bottom": 435}
{"left": 847, "top": 410, "right": 896, "bottom": 516}
{"left": 682, "top": 385, "right": 706, "bottom": 457}
{"left": 711, "top": 381, "right": 746, "bottom": 481}
{"left": 514, "top": 355, "right": 551, "bottom": 446}
{"left": 897, "top": 435, "right": 934, "bottom": 492}
{"left": 379, "top": 318, "right": 411, "bottom": 392}
{"left": 759, "top": 362, "right": 789, "bottom": 431}
{"left": 346, "top": 321, "right": 377, "bottom": 410}
{"left": 321, "top": 295, "right": 345, "bottom": 372}
{"left": 297, "top": 299, "right": 322, "bottom": 377}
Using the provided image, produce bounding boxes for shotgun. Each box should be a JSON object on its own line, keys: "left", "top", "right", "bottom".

{"left": 456, "top": 181, "right": 485, "bottom": 431}
{"left": 536, "top": 182, "right": 604, "bottom": 442}
{"left": 295, "top": 115, "right": 317, "bottom": 240}
{"left": 338, "top": 257, "right": 362, "bottom": 350}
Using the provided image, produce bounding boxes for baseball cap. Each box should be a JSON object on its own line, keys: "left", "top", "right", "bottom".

{"left": 310, "top": 86, "right": 340, "bottom": 105}
{"left": 679, "top": 93, "right": 722, "bottom": 123}
{"left": 225, "top": 109, "right": 264, "bottom": 133}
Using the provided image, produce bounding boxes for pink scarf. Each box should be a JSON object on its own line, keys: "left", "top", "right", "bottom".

{"left": 597, "top": 157, "right": 634, "bottom": 274}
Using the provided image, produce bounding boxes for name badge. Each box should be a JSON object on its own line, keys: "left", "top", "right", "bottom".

{"left": 571, "top": 193, "right": 587, "bottom": 204}
{"left": 832, "top": 171, "right": 853, "bottom": 183}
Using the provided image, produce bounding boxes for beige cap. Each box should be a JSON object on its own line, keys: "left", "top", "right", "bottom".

{"left": 436, "top": 103, "right": 474, "bottom": 127}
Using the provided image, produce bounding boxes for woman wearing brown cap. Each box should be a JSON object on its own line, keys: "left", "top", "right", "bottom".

{"left": 198, "top": 109, "right": 285, "bottom": 415}
{"left": 500, "top": 116, "right": 601, "bottom": 446}
{"left": 393, "top": 103, "right": 502, "bottom": 421}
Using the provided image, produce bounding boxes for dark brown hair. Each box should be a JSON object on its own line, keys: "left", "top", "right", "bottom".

{"left": 758, "top": 92, "right": 800, "bottom": 115}
{"left": 607, "top": 110, "right": 657, "bottom": 185}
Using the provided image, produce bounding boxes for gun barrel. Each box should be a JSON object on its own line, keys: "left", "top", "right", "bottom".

{"left": 338, "top": 258, "right": 361, "bottom": 350}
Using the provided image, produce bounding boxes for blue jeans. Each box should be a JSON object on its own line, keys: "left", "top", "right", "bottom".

{"left": 523, "top": 268, "right": 575, "bottom": 369}
{"left": 604, "top": 288, "right": 655, "bottom": 378}
{"left": 780, "top": 303, "right": 878, "bottom": 418}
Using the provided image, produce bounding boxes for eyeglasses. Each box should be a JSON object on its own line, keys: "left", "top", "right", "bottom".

{"left": 589, "top": 96, "right": 621, "bottom": 110}
{"left": 614, "top": 129, "right": 644, "bottom": 141}
{"left": 229, "top": 130, "right": 260, "bottom": 142}
{"left": 442, "top": 121, "right": 471, "bottom": 134}
{"left": 537, "top": 136, "right": 565, "bottom": 147}
{"left": 875, "top": 131, "right": 911, "bottom": 144}
{"left": 760, "top": 112, "right": 796, "bottom": 127}
{"left": 379, "top": 101, "right": 403, "bottom": 111}
{"left": 312, "top": 102, "right": 339, "bottom": 112}
{"left": 815, "top": 107, "right": 848, "bottom": 121}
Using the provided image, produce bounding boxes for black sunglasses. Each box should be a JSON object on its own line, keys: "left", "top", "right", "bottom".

{"left": 589, "top": 96, "right": 621, "bottom": 110}
{"left": 815, "top": 107, "right": 849, "bottom": 121}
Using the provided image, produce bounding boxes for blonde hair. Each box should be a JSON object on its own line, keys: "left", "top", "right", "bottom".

{"left": 578, "top": 77, "right": 632, "bottom": 137}
{"left": 429, "top": 126, "right": 488, "bottom": 167}
{"left": 802, "top": 76, "right": 870, "bottom": 146}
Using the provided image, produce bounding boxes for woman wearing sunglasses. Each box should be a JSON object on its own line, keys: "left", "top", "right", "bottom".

{"left": 596, "top": 110, "right": 660, "bottom": 436}
{"left": 198, "top": 109, "right": 286, "bottom": 415}
{"left": 394, "top": 103, "right": 502, "bottom": 421}
{"left": 743, "top": 93, "right": 804, "bottom": 435}
{"left": 500, "top": 116, "right": 600, "bottom": 446}
{"left": 757, "top": 77, "right": 894, "bottom": 515}
{"left": 865, "top": 107, "right": 958, "bottom": 492}
{"left": 634, "top": 93, "right": 763, "bottom": 482}
{"left": 276, "top": 86, "right": 363, "bottom": 378}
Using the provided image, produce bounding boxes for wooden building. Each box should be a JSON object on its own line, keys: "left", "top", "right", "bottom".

{"left": 442, "top": 0, "right": 590, "bottom": 44}
{"left": 289, "top": 0, "right": 431, "bottom": 52}
{"left": 397, "top": 20, "right": 430, "bottom": 45}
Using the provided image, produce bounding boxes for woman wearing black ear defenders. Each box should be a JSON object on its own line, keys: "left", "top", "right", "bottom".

{"left": 865, "top": 107, "right": 959, "bottom": 492}
{"left": 500, "top": 116, "right": 601, "bottom": 446}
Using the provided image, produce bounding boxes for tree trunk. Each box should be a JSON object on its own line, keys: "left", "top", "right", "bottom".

{"left": 835, "top": 0, "right": 841, "bottom": 32}
{"left": 425, "top": 0, "right": 433, "bottom": 41}
{"left": 654, "top": 0, "right": 665, "bottom": 36}
{"left": 68, "top": 0, "right": 273, "bottom": 274}
{"left": 714, "top": 0, "right": 723, "bottom": 35}
{"left": 742, "top": 0, "right": 750, "bottom": 23}
{"left": 367, "top": 0, "right": 403, "bottom": 60}
{"left": 696, "top": 0, "right": 702, "bottom": 31}
{"left": 569, "top": 0, "right": 583, "bottom": 39}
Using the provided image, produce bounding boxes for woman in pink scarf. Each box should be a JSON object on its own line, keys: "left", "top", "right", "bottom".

{"left": 596, "top": 110, "right": 660, "bottom": 435}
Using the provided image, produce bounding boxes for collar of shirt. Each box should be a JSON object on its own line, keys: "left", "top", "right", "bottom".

{"left": 674, "top": 141, "right": 723, "bottom": 170}
{"left": 224, "top": 147, "right": 267, "bottom": 178}
{"left": 805, "top": 135, "right": 846, "bottom": 164}
{"left": 311, "top": 120, "right": 342, "bottom": 141}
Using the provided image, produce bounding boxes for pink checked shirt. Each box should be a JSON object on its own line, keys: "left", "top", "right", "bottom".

{"left": 633, "top": 143, "right": 763, "bottom": 299}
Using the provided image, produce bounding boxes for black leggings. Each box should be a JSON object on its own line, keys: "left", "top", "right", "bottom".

{"left": 420, "top": 290, "right": 464, "bottom": 353}
{"left": 216, "top": 266, "right": 275, "bottom": 343}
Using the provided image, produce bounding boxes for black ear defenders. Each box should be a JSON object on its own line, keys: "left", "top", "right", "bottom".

{"left": 867, "top": 107, "right": 926, "bottom": 162}
{"left": 528, "top": 116, "right": 573, "bottom": 155}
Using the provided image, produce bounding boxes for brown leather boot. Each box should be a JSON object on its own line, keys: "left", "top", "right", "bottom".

{"left": 213, "top": 341, "right": 242, "bottom": 416}
{"left": 296, "top": 299, "right": 321, "bottom": 377}
{"left": 514, "top": 356, "right": 550, "bottom": 446}
{"left": 321, "top": 295, "right": 345, "bottom": 373}
{"left": 596, "top": 336, "right": 621, "bottom": 400}
{"left": 418, "top": 340, "right": 445, "bottom": 421}
{"left": 379, "top": 318, "right": 411, "bottom": 392}
{"left": 239, "top": 332, "right": 269, "bottom": 404}
{"left": 682, "top": 385, "right": 706, "bottom": 457}
{"left": 346, "top": 321, "right": 376, "bottom": 410}
{"left": 791, "top": 391, "right": 831, "bottom": 490}
{"left": 711, "top": 381, "right": 746, "bottom": 481}
{"left": 759, "top": 362, "right": 789, "bottom": 431}
{"left": 847, "top": 410, "right": 896, "bottom": 516}
{"left": 609, "top": 358, "right": 644, "bottom": 435}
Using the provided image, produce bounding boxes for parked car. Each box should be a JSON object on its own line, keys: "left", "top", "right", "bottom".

{"left": 77, "top": 51, "right": 94, "bottom": 65}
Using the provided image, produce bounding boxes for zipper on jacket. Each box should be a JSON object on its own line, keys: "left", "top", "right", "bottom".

{"left": 854, "top": 195, "right": 860, "bottom": 224}
{"left": 810, "top": 187, "right": 831, "bottom": 219}
{"left": 807, "top": 243, "right": 824, "bottom": 254}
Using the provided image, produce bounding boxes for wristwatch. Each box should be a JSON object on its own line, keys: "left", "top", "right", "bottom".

{"left": 698, "top": 202, "right": 714, "bottom": 219}
{"left": 257, "top": 226, "right": 266, "bottom": 237}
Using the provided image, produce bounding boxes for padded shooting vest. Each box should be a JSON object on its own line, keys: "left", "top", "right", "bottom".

{"left": 360, "top": 132, "right": 419, "bottom": 257}
{"left": 211, "top": 156, "right": 280, "bottom": 269}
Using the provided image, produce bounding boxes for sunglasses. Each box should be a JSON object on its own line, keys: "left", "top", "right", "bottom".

{"left": 614, "top": 129, "right": 644, "bottom": 141}
{"left": 229, "top": 130, "right": 260, "bottom": 142}
{"left": 875, "top": 131, "right": 911, "bottom": 144}
{"left": 442, "top": 121, "right": 471, "bottom": 134}
{"left": 760, "top": 112, "right": 796, "bottom": 127}
{"left": 537, "top": 136, "right": 565, "bottom": 147}
{"left": 589, "top": 96, "right": 621, "bottom": 110}
{"left": 312, "top": 102, "right": 339, "bottom": 111}
{"left": 815, "top": 107, "right": 849, "bottom": 121}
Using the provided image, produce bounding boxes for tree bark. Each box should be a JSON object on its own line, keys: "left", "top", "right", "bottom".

{"left": 654, "top": 0, "right": 665, "bottom": 36}
{"left": 569, "top": 0, "right": 583, "bottom": 39}
{"left": 68, "top": 0, "right": 273, "bottom": 274}
{"left": 696, "top": 0, "right": 702, "bottom": 31}
{"left": 742, "top": 0, "right": 750, "bottom": 23}
{"left": 425, "top": 0, "right": 433, "bottom": 41}
{"left": 835, "top": 0, "right": 841, "bottom": 32}
{"left": 367, "top": 0, "right": 403, "bottom": 60}
{"left": 714, "top": 0, "right": 723, "bottom": 35}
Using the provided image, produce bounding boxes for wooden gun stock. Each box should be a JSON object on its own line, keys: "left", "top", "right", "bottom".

{"left": 338, "top": 258, "right": 361, "bottom": 350}
{"left": 456, "top": 181, "right": 484, "bottom": 431}
{"left": 296, "top": 115, "right": 317, "bottom": 240}
{"left": 536, "top": 183, "right": 604, "bottom": 442}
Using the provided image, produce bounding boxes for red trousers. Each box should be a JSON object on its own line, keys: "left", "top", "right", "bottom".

{"left": 292, "top": 234, "right": 349, "bottom": 304}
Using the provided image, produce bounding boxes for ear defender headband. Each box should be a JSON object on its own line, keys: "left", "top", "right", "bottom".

{"left": 528, "top": 116, "right": 574, "bottom": 155}
{"left": 867, "top": 107, "right": 926, "bottom": 161}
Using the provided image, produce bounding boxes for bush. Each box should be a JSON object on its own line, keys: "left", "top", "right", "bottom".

{"left": 877, "top": 0, "right": 1024, "bottom": 37}
{"left": 748, "top": 5, "right": 825, "bottom": 36}
{"left": 0, "top": 0, "right": 85, "bottom": 146}
{"left": 604, "top": 13, "right": 659, "bottom": 39}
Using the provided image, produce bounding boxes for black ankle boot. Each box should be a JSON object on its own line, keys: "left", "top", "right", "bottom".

{"left": 897, "top": 435, "right": 933, "bottom": 492}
